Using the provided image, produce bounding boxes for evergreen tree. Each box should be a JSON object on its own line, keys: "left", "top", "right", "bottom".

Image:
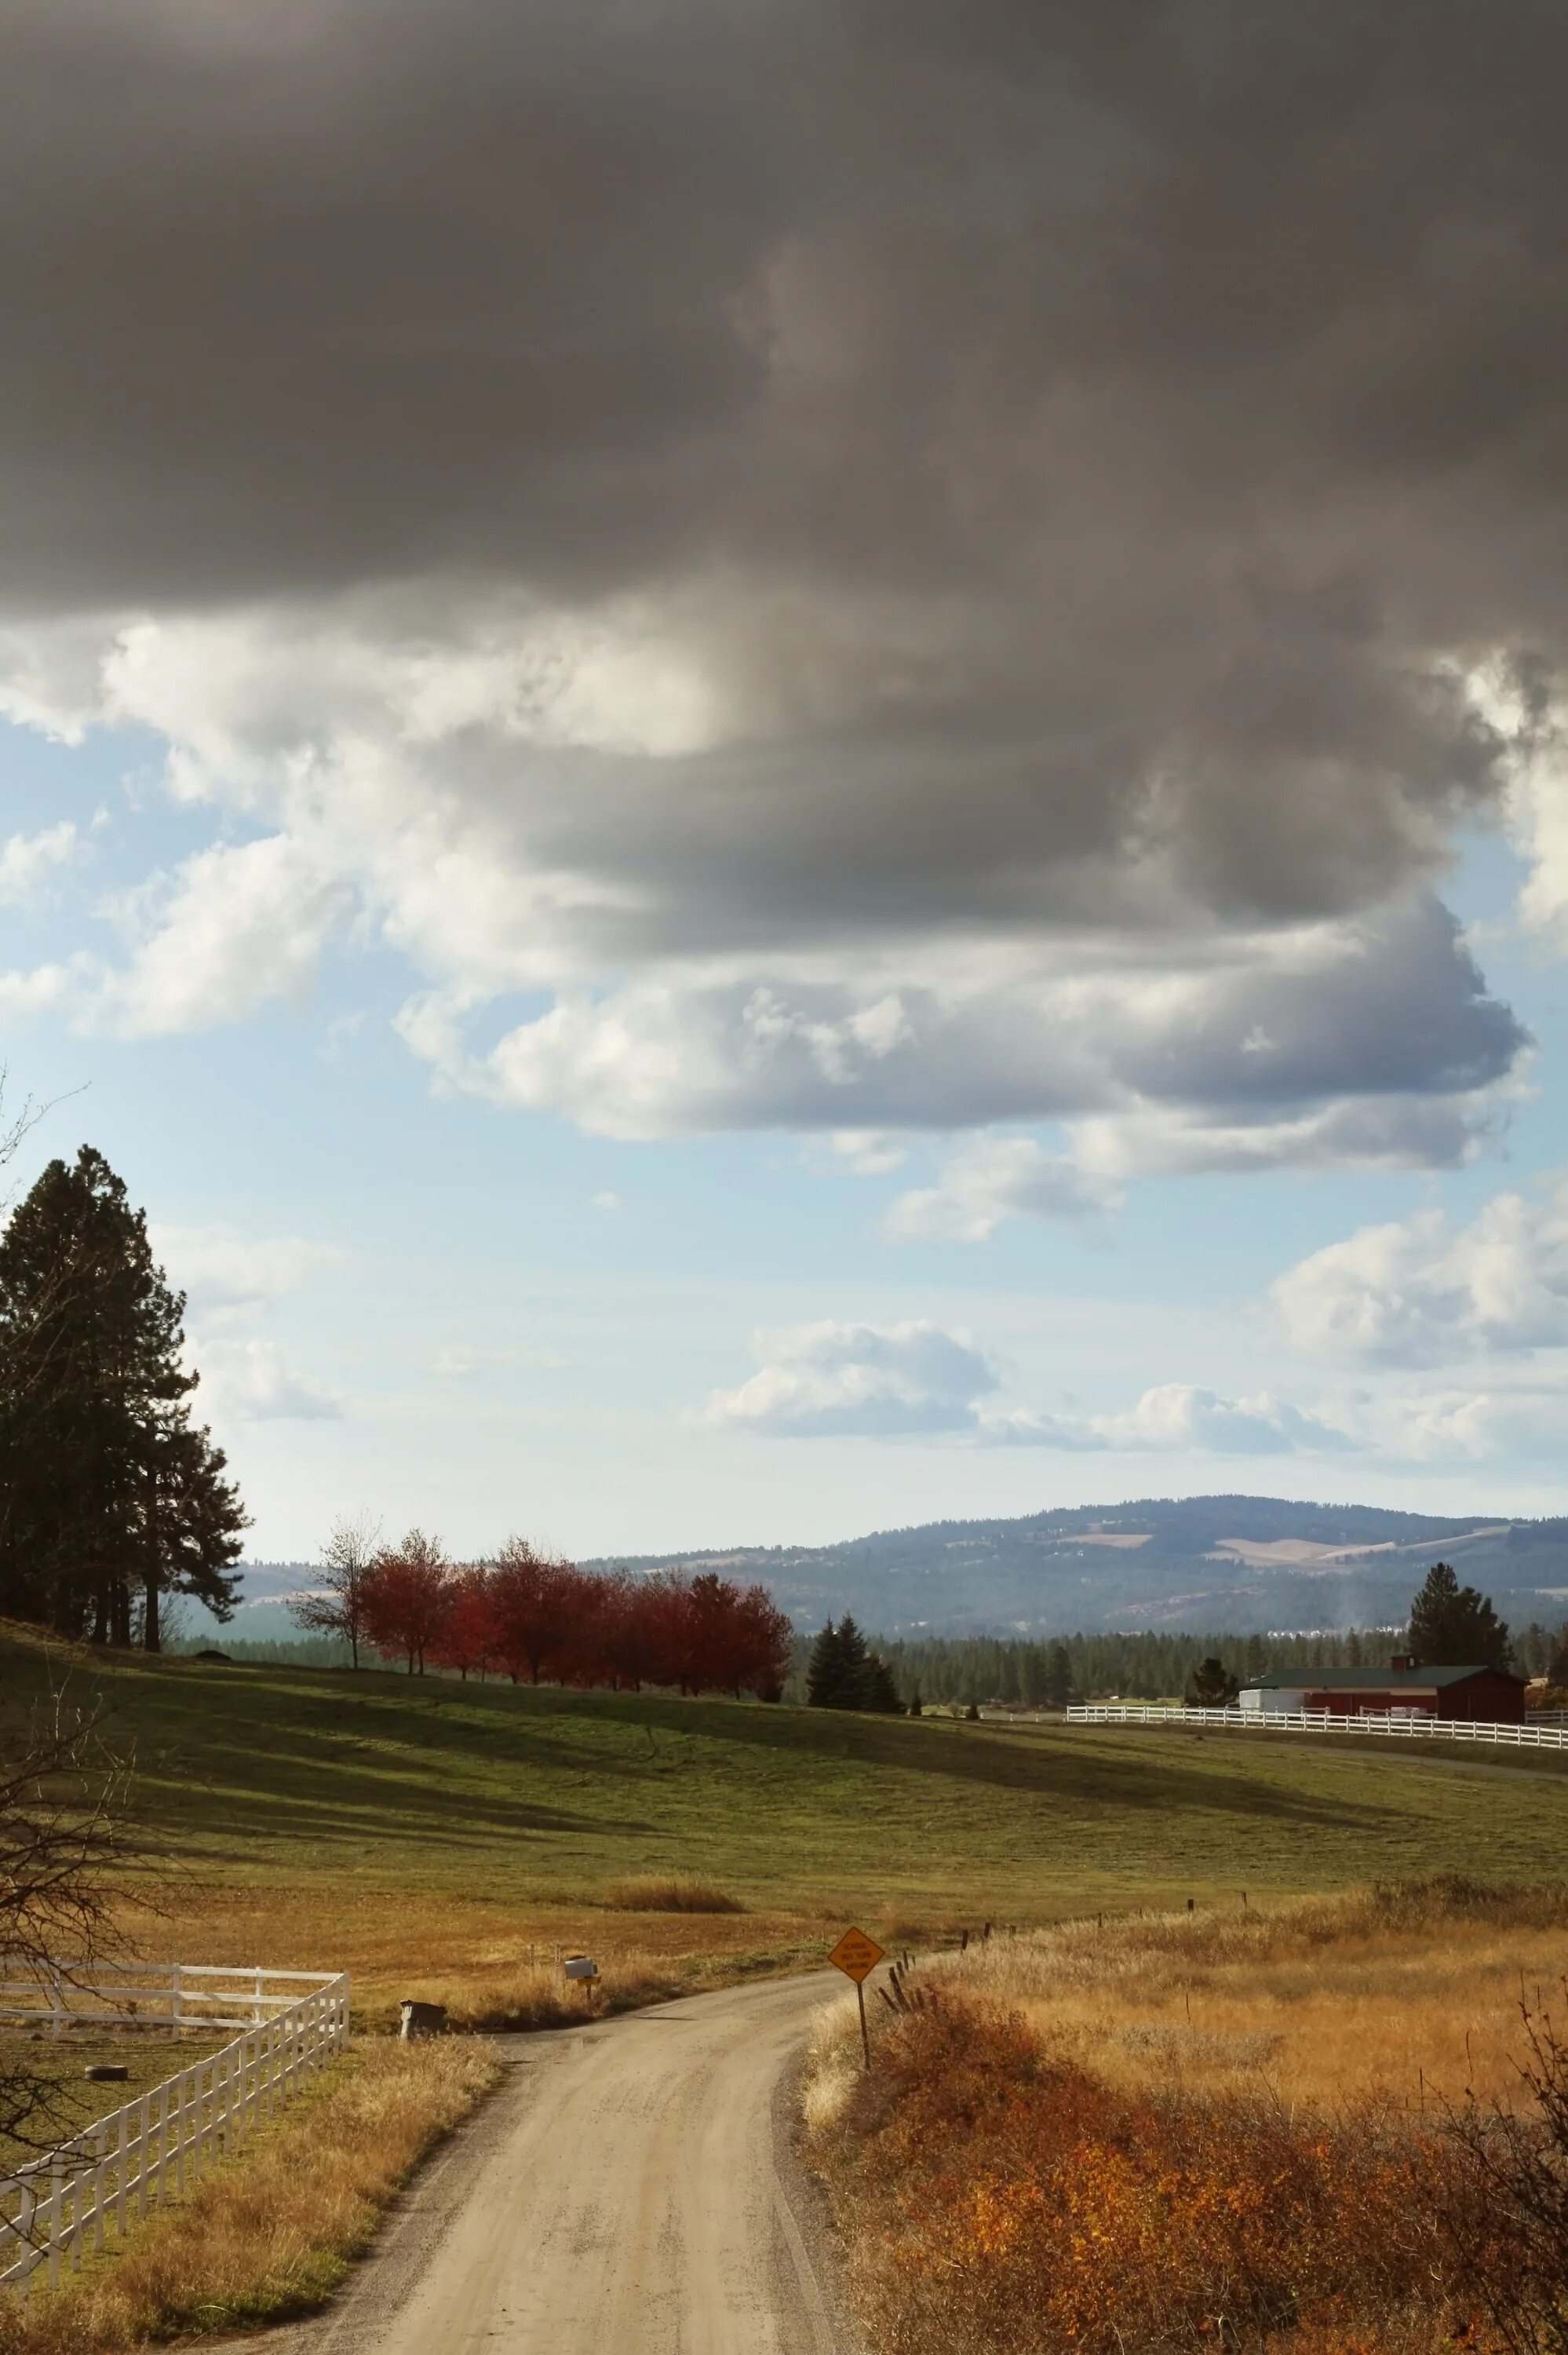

{"left": 806, "top": 1619, "right": 850, "bottom": 1707}
{"left": 862, "top": 1652, "right": 903, "bottom": 1713}
{"left": 0, "top": 1147, "right": 246, "bottom": 1643}
{"left": 834, "top": 1616, "right": 871, "bottom": 1699}
{"left": 1186, "top": 1656, "right": 1239, "bottom": 1706}
{"left": 807, "top": 1616, "right": 906, "bottom": 1711}
{"left": 1406, "top": 1562, "right": 1511, "bottom": 1670}
{"left": 1044, "top": 1641, "right": 1074, "bottom": 1707}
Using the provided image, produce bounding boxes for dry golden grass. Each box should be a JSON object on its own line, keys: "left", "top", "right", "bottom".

{"left": 119, "top": 1884, "right": 825, "bottom": 2034}
{"left": 601, "top": 1878, "right": 746, "bottom": 1914}
{"left": 0, "top": 2039, "right": 500, "bottom": 2355}
{"left": 909, "top": 1875, "right": 1568, "bottom": 2111}
{"left": 803, "top": 1879, "right": 1568, "bottom": 2355}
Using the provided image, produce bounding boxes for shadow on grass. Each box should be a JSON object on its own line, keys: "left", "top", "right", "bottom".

{"left": 37, "top": 1645, "right": 1399, "bottom": 1852}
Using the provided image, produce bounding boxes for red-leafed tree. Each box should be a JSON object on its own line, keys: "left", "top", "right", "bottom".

{"left": 551, "top": 1565, "right": 611, "bottom": 1687}
{"left": 342, "top": 1524, "right": 791, "bottom": 1700}
{"left": 671, "top": 1572, "right": 793, "bottom": 1698}
{"left": 429, "top": 1561, "right": 498, "bottom": 1681}
{"left": 598, "top": 1570, "right": 669, "bottom": 1692}
{"left": 490, "top": 1538, "right": 576, "bottom": 1684}
{"left": 731, "top": 1582, "right": 794, "bottom": 1702}
{"left": 360, "top": 1528, "right": 454, "bottom": 1674}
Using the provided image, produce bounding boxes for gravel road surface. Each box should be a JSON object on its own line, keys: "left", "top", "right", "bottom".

{"left": 261, "top": 1971, "right": 847, "bottom": 2355}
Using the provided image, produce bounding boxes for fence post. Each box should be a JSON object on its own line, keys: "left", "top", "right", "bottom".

{"left": 170, "top": 1962, "right": 182, "bottom": 2041}
{"left": 46, "top": 2161, "right": 62, "bottom": 2288}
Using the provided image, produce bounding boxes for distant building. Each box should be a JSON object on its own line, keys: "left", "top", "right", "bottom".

{"left": 1238, "top": 1656, "right": 1526, "bottom": 1725}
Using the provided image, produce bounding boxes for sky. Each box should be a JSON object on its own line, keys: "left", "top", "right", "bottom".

{"left": 5, "top": 1, "right": 1568, "bottom": 1563}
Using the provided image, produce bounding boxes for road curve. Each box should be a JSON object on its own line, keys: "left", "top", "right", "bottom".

{"left": 277, "top": 1973, "right": 847, "bottom": 2355}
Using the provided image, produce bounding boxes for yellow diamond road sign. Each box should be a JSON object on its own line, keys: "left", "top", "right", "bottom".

{"left": 828, "top": 1927, "right": 886, "bottom": 1984}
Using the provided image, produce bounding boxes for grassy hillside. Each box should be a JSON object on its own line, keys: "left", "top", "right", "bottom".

{"left": 3, "top": 1627, "right": 1563, "bottom": 2024}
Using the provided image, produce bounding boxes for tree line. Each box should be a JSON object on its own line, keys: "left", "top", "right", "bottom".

{"left": 290, "top": 1520, "right": 795, "bottom": 1698}
{"left": 0, "top": 1146, "right": 246, "bottom": 1646}
{"left": 870, "top": 1566, "right": 1563, "bottom": 1707}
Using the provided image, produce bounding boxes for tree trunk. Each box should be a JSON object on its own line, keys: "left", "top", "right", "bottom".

{"left": 144, "top": 1461, "right": 161, "bottom": 1651}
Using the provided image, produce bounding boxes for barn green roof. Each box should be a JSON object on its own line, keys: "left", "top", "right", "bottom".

{"left": 1244, "top": 1665, "right": 1523, "bottom": 1691}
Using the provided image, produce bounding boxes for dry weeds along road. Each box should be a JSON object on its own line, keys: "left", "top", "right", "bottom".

{"left": 253, "top": 1973, "right": 845, "bottom": 2355}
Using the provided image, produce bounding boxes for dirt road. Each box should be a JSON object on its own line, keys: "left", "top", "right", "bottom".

{"left": 273, "top": 1972, "right": 847, "bottom": 2355}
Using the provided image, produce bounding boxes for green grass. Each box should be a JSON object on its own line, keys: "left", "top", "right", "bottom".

{"left": 5, "top": 1626, "right": 1565, "bottom": 1929}
{"left": 0, "top": 2033, "right": 226, "bottom": 2166}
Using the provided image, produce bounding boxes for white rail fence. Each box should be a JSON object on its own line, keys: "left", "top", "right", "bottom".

{"left": 0, "top": 1961, "right": 341, "bottom": 2042}
{"left": 0, "top": 1968, "right": 348, "bottom": 2294}
{"left": 1065, "top": 1703, "right": 1568, "bottom": 1750}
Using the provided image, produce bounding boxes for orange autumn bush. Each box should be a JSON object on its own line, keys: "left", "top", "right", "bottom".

{"left": 817, "top": 1998, "right": 1499, "bottom": 2355}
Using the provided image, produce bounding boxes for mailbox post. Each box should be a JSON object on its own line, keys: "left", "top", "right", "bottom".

{"left": 563, "top": 1954, "right": 600, "bottom": 2007}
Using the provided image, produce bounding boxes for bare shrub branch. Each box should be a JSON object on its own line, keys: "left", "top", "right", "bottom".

{"left": 0, "top": 1679, "right": 137, "bottom": 2149}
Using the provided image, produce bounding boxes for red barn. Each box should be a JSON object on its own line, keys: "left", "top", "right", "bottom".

{"left": 1240, "top": 1657, "right": 1526, "bottom": 1724}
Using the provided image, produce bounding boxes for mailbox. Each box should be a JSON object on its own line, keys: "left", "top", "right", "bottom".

{"left": 563, "top": 1954, "right": 599, "bottom": 1981}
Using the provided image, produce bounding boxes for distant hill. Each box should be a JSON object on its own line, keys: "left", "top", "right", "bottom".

{"left": 584, "top": 1495, "right": 1568, "bottom": 1637}
{"left": 211, "top": 1496, "right": 1568, "bottom": 1642}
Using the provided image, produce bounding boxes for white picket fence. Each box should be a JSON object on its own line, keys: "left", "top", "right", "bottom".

{"left": 0, "top": 1968, "right": 348, "bottom": 2293}
{"left": 1066, "top": 1703, "right": 1568, "bottom": 1750}
{"left": 0, "top": 1960, "right": 341, "bottom": 2042}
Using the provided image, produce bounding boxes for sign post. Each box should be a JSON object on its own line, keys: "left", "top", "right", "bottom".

{"left": 828, "top": 1926, "right": 886, "bottom": 2070}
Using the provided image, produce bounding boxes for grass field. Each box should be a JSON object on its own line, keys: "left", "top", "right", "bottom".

{"left": 0, "top": 2034, "right": 227, "bottom": 2166}
{"left": 3, "top": 1626, "right": 1565, "bottom": 2024}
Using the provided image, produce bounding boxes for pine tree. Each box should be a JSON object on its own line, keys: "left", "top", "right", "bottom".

{"left": 0, "top": 1147, "right": 246, "bottom": 1642}
{"left": 862, "top": 1652, "right": 903, "bottom": 1713}
{"left": 806, "top": 1620, "right": 849, "bottom": 1707}
{"left": 1407, "top": 1562, "right": 1511, "bottom": 1671}
{"left": 834, "top": 1616, "right": 870, "bottom": 1698}
{"left": 1044, "top": 1641, "right": 1074, "bottom": 1707}
{"left": 807, "top": 1616, "right": 905, "bottom": 1711}
{"left": 1186, "top": 1656, "right": 1239, "bottom": 1706}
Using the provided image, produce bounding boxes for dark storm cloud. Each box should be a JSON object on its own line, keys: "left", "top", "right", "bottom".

{"left": 0, "top": 0, "right": 1560, "bottom": 1141}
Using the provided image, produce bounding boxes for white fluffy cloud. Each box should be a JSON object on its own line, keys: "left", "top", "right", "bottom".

{"left": 0, "top": 821, "right": 78, "bottom": 905}
{"left": 884, "top": 1137, "right": 1118, "bottom": 1242}
{"left": 151, "top": 1224, "right": 342, "bottom": 1320}
{"left": 706, "top": 1320, "right": 999, "bottom": 1437}
{"left": 146, "top": 1225, "right": 344, "bottom": 1422}
{"left": 195, "top": 1338, "right": 342, "bottom": 1422}
{"left": 101, "top": 834, "right": 348, "bottom": 1036}
{"left": 706, "top": 1321, "right": 1353, "bottom": 1452}
{"left": 988, "top": 1386, "right": 1357, "bottom": 1455}
{"left": 1274, "top": 1178, "right": 1568, "bottom": 1366}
